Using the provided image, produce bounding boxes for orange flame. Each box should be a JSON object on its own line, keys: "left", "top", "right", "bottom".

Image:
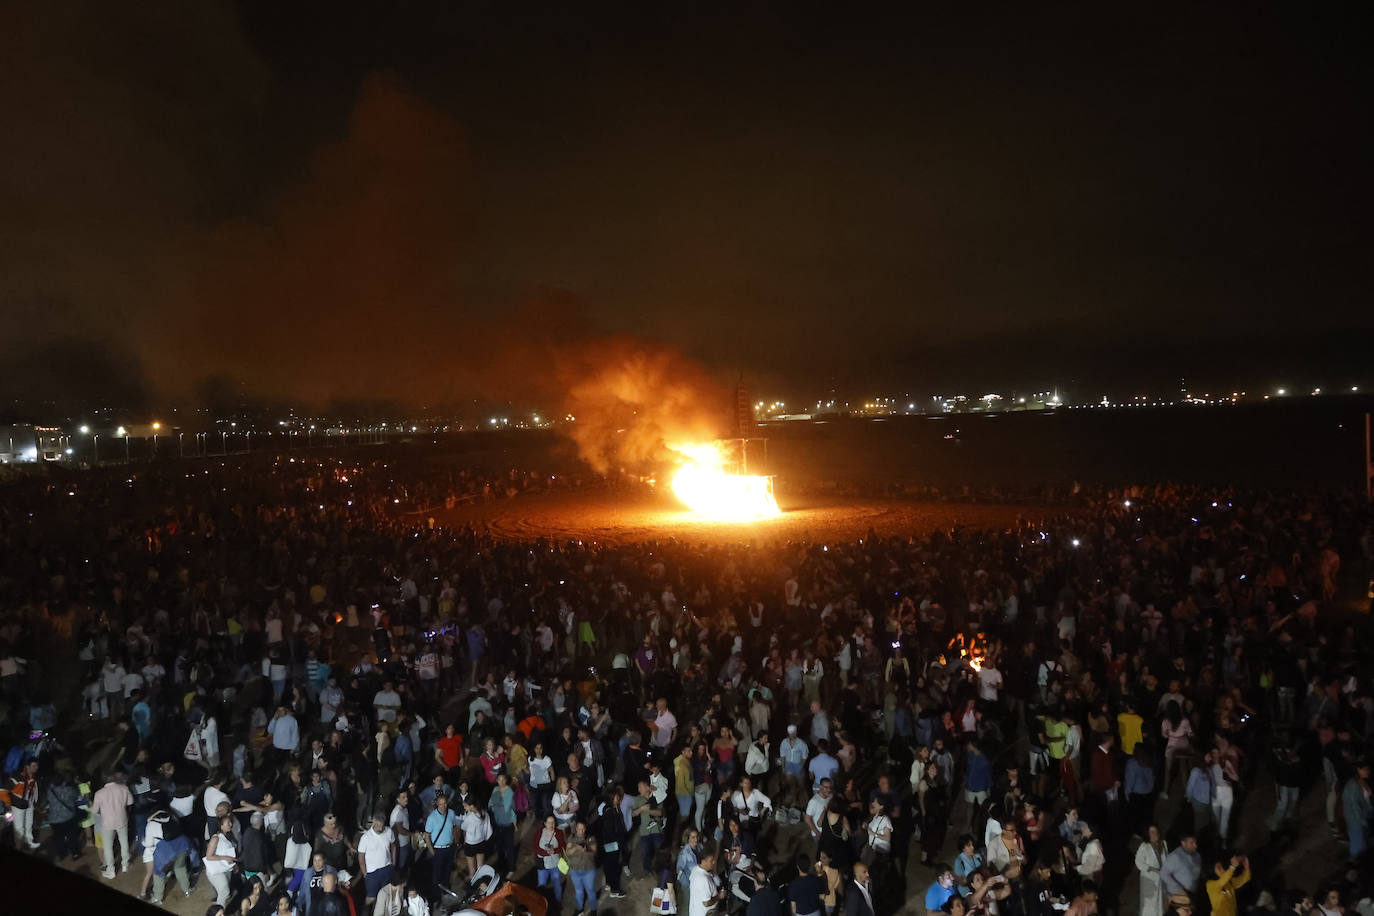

{"left": 668, "top": 442, "right": 781, "bottom": 522}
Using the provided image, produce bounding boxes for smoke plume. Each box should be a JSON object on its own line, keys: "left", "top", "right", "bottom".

{"left": 556, "top": 337, "right": 727, "bottom": 474}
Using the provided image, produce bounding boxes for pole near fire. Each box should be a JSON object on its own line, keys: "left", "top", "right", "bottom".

{"left": 1366, "top": 411, "right": 1372, "bottom": 501}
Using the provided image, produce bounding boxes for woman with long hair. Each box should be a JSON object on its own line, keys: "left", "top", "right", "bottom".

{"left": 534, "top": 815, "right": 566, "bottom": 906}
{"left": 713, "top": 726, "right": 739, "bottom": 786}
{"left": 676, "top": 826, "right": 703, "bottom": 916}
{"left": 529, "top": 742, "right": 555, "bottom": 820}
{"left": 918, "top": 760, "right": 950, "bottom": 867}
{"left": 552, "top": 775, "right": 579, "bottom": 830}
{"left": 1134, "top": 824, "right": 1168, "bottom": 916}
{"left": 1160, "top": 702, "right": 1193, "bottom": 798}
{"left": 460, "top": 797, "right": 493, "bottom": 877}
{"left": 566, "top": 819, "right": 600, "bottom": 916}
{"left": 692, "top": 741, "right": 714, "bottom": 831}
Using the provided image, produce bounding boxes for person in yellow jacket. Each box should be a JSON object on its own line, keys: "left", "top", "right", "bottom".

{"left": 675, "top": 746, "right": 695, "bottom": 819}
{"left": 1206, "top": 854, "right": 1250, "bottom": 916}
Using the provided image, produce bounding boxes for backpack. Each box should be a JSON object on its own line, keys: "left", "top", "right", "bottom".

{"left": 160, "top": 813, "right": 185, "bottom": 841}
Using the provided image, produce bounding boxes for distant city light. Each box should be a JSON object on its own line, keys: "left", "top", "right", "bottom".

{"left": 1276, "top": 388, "right": 1286, "bottom": 396}
{"left": 79, "top": 425, "right": 89, "bottom": 434}
{"left": 1071, "top": 538, "right": 1081, "bottom": 548}
{"left": 116, "top": 426, "right": 127, "bottom": 436}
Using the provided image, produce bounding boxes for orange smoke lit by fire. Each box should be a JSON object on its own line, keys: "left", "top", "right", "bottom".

{"left": 668, "top": 442, "right": 781, "bottom": 522}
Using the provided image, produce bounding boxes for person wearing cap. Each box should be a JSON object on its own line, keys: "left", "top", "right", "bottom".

{"left": 357, "top": 811, "right": 397, "bottom": 907}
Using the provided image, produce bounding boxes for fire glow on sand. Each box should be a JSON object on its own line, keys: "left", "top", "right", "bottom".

{"left": 667, "top": 442, "right": 781, "bottom": 522}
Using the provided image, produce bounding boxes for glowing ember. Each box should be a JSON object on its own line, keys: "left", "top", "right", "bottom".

{"left": 947, "top": 632, "right": 989, "bottom": 671}
{"left": 668, "top": 442, "right": 781, "bottom": 522}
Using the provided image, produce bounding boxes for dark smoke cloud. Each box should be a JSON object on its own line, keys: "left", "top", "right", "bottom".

{"left": 175, "top": 77, "right": 730, "bottom": 466}
{"left": 175, "top": 73, "right": 475, "bottom": 405}
{"left": 0, "top": 333, "right": 152, "bottom": 410}
{"left": 0, "top": 6, "right": 733, "bottom": 469}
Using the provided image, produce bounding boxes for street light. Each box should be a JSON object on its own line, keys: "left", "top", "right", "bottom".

{"left": 152, "top": 421, "right": 161, "bottom": 456}
{"left": 178, "top": 432, "right": 184, "bottom": 458}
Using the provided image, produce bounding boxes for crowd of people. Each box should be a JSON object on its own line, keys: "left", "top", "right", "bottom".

{"left": 1, "top": 452, "right": 1373, "bottom": 916}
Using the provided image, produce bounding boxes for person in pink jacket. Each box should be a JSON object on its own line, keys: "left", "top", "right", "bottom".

{"left": 91, "top": 772, "right": 135, "bottom": 878}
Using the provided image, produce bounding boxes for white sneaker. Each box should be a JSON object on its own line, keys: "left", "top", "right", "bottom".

{"left": 102, "top": 869, "right": 115, "bottom": 880}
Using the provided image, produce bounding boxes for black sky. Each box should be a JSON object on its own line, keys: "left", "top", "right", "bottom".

{"left": 2, "top": 1, "right": 1371, "bottom": 408}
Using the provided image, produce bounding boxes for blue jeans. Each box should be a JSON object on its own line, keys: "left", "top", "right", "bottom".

{"left": 677, "top": 794, "right": 693, "bottom": 818}
{"left": 571, "top": 868, "right": 598, "bottom": 911}
{"left": 1268, "top": 786, "right": 1299, "bottom": 829}
{"left": 538, "top": 867, "right": 563, "bottom": 902}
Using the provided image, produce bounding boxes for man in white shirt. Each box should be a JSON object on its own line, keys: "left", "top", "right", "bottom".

{"left": 649, "top": 697, "right": 677, "bottom": 749}
{"left": 804, "top": 779, "right": 833, "bottom": 840}
{"left": 374, "top": 681, "right": 402, "bottom": 723}
{"left": 319, "top": 677, "right": 344, "bottom": 724}
{"left": 203, "top": 778, "right": 230, "bottom": 823}
{"left": 102, "top": 659, "right": 127, "bottom": 719}
{"left": 357, "top": 812, "right": 396, "bottom": 907}
{"left": 977, "top": 664, "right": 1003, "bottom": 703}
{"left": 390, "top": 788, "right": 412, "bottom": 869}
{"left": 648, "top": 760, "right": 670, "bottom": 805}
{"left": 689, "top": 848, "right": 723, "bottom": 916}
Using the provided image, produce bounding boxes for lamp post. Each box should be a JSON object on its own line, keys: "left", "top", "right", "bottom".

{"left": 152, "top": 421, "right": 161, "bottom": 457}
{"left": 220, "top": 431, "right": 227, "bottom": 455}
{"left": 178, "top": 432, "right": 184, "bottom": 458}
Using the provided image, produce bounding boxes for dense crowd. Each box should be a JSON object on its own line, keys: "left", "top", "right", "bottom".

{"left": 1, "top": 453, "right": 1373, "bottom": 916}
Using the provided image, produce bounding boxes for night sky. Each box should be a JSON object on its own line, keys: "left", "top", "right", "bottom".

{"left": 2, "top": 2, "right": 1371, "bottom": 410}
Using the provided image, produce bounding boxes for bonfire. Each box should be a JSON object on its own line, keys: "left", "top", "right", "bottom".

{"left": 667, "top": 441, "right": 781, "bottom": 522}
